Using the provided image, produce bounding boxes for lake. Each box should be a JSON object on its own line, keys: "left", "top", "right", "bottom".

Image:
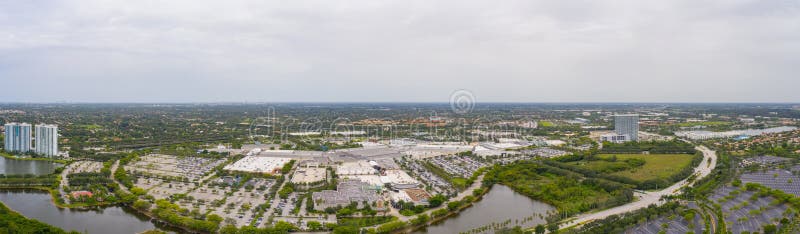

{"left": 0, "top": 189, "right": 166, "bottom": 234}
{"left": 0, "top": 156, "right": 62, "bottom": 175}
{"left": 415, "top": 185, "right": 556, "bottom": 234}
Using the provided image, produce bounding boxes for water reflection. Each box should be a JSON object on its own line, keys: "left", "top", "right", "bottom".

{"left": 0, "top": 157, "right": 61, "bottom": 175}
{"left": 415, "top": 185, "right": 555, "bottom": 234}
{"left": 0, "top": 189, "right": 163, "bottom": 234}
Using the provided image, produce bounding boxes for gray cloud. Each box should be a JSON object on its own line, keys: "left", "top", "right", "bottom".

{"left": 1, "top": 0, "right": 799, "bottom": 102}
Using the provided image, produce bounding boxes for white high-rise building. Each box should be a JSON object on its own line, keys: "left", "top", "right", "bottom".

{"left": 614, "top": 114, "right": 639, "bottom": 141}
{"left": 35, "top": 124, "right": 59, "bottom": 157}
{"left": 4, "top": 123, "right": 32, "bottom": 153}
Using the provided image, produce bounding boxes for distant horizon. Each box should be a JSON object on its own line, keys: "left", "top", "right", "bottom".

{"left": 1, "top": 101, "right": 799, "bottom": 105}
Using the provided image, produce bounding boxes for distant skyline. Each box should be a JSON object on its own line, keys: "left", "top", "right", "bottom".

{"left": 1, "top": 1, "right": 799, "bottom": 103}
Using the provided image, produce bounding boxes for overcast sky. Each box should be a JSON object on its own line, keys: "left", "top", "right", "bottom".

{"left": 1, "top": 0, "right": 799, "bottom": 103}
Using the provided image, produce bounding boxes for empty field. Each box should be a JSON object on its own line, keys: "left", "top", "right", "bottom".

{"left": 571, "top": 154, "right": 695, "bottom": 183}
{"left": 538, "top": 121, "right": 554, "bottom": 127}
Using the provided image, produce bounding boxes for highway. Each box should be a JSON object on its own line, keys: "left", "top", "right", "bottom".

{"left": 560, "top": 146, "right": 717, "bottom": 229}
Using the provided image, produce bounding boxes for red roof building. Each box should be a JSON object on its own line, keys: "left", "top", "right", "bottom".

{"left": 71, "top": 191, "right": 93, "bottom": 198}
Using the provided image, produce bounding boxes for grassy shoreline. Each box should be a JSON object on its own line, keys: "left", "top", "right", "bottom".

{"left": 0, "top": 152, "right": 70, "bottom": 164}
{"left": 0, "top": 199, "right": 77, "bottom": 233}
{"left": 0, "top": 186, "right": 193, "bottom": 233}
{"left": 0, "top": 186, "right": 115, "bottom": 209}
{"left": 397, "top": 185, "right": 492, "bottom": 234}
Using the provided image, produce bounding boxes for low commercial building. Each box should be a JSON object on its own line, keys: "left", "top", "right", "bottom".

{"left": 403, "top": 144, "right": 473, "bottom": 159}
{"left": 382, "top": 170, "right": 420, "bottom": 189}
{"left": 223, "top": 156, "right": 291, "bottom": 174}
{"left": 389, "top": 188, "right": 431, "bottom": 206}
{"left": 403, "top": 188, "right": 431, "bottom": 206}
{"left": 291, "top": 167, "right": 327, "bottom": 187}
{"left": 312, "top": 180, "right": 382, "bottom": 210}
{"left": 71, "top": 191, "right": 94, "bottom": 199}
{"left": 336, "top": 161, "right": 377, "bottom": 175}
{"left": 340, "top": 175, "right": 384, "bottom": 188}
{"left": 675, "top": 126, "right": 797, "bottom": 140}
{"left": 600, "top": 134, "right": 630, "bottom": 143}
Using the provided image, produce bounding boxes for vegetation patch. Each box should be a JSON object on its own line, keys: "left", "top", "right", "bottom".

{"left": 600, "top": 140, "right": 696, "bottom": 154}
{"left": 538, "top": 121, "right": 555, "bottom": 127}
{"left": 0, "top": 174, "right": 59, "bottom": 188}
{"left": 554, "top": 151, "right": 703, "bottom": 190}
{"left": 573, "top": 154, "right": 695, "bottom": 183}
{"left": 337, "top": 216, "right": 397, "bottom": 228}
{"left": 483, "top": 161, "right": 634, "bottom": 218}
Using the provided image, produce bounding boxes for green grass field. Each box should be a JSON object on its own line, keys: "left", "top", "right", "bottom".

{"left": 81, "top": 124, "right": 103, "bottom": 130}
{"left": 538, "top": 121, "right": 554, "bottom": 127}
{"left": 572, "top": 154, "right": 695, "bottom": 182}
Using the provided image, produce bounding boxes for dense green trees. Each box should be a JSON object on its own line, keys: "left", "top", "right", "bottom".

{"left": 577, "top": 202, "right": 681, "bottom": 233}
{"left": 219, "top": 224, "right": 298, "bottom": 234}
{"left": 546, "top": 152, "right": 703, "bottom": 190}
{"left": 337, "top": 216, "right": 395, "bottom": 227}
{"left": 376, "top": 220, "right": 408, "bottom": 234}
{"left": 114, "top": 160, "right": 136, "bottom": 188}
{"left": 601, "top": 140, "right": 696, "bottom": 154}
{"left": 151, "top": 199, "right": 222, "bottom": 232}
{"left": 281, "top": 160, "right": 296, "bottom": 174}
{"left": 686, "top": 153, "right": 732, "bottom": 198}
{"left": 409, "top": 214, "right": 430, "bottom": 226}
{"left": 306, "top": 221, "right": 322, "bottom": 231}
{"left": 484, "top": 161, "right": 634, "bottom": 218}
{"left": 278, "top": 183, "right": 294, "bottom": 199}
{"left": 67, "top": 172, "right": 113, "bottom": 187}
{"left": 332, "top": 225, "right": 358, "bottom": 234}
{"left": 427, "top": 194, "right": 446, "bottom": 208}
{"left": 0, "top": 174, "right": 59, "bottom": 187}
{"left": 534, "top": 224, "right": 545, "bottom": 234}
{"left": 133, "top": 200, "right": 151, "bottom": 211}
{"left": 431, "top": 208, "right": 449, "bottom": 218}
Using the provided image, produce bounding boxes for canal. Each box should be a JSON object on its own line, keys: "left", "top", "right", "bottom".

{"left": 415, "top": 185, "right": 556, "bottom": 234}
{"left": 0, "top": 156, "right": 62, "bottom": 175}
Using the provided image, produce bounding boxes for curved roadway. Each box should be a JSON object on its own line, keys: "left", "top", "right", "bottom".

{"left": 559, "top": 146, "right": 717, "bottom": 229}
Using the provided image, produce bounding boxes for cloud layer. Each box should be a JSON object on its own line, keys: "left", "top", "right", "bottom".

{"left": 1, "top": 0, "right": 799, "bottom": 102}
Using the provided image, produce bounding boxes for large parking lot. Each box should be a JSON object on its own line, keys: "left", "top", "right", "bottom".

{"left": 709, "top": 186, "right": 790, "bottom": 234}
{"left": 398, "top": 157, "right": 453, "bottom": 195}
{"left": 171, "top": 178, "right": 276, "bottom": 227}
{"left": 60, "top": 160, "right": 108, "bottom": 204}
{"left": 124, "top": 154, "right": 278, "bottom": 227}
{"left": 741, "top": 169, "right": 800, "bottom": 196}
{"left": 65, "top": 161, "right": 104, "bottom": 174}
{"left": 125, "top": 154, "right": 225, "bottom": 181}
{"left": 291, "top": 167, "right": 327, "bottom": 184}
{"left": 626, "top": 202, "right": 705, "bottom": 234}
{"left": 626, "top": 215, "right": 704, "bottom": 234}
{"left": 428, "top": 155, "right": 487, "bottom": 178}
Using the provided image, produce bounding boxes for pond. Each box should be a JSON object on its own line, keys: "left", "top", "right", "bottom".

{"left": 0, "top": 156, "right": 62, "bottom": 175}
{"left": 415, "top": 185, "right": 556, "bottom": 234}
{"left": 0, "top": 189, "right": 167, "bottom": 234}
